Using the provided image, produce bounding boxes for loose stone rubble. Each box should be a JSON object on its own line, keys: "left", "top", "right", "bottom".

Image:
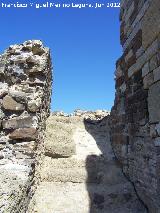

{"left": 52, "top": 109, "right": 110, "bottom": 122}
{"left": 0, "top": 40, "right": 52, "bottom": 212}
{"left": 110, "top": 0, "right": 160, "bottom": 212}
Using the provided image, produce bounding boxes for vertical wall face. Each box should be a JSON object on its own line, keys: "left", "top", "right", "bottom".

{"left": 110, "top": 0, "right": 160, "bottom": 212}
{"left": 0, "top": 40, "right": 52, "bottom": 212}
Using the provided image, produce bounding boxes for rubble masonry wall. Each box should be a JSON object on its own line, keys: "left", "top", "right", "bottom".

{"left": 0, "top": 40, "right": 52, "bottom": 212}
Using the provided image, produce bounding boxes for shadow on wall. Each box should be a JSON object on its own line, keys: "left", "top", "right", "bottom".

{"left": 83, "top": 117, "right": 148, "bottom": 213}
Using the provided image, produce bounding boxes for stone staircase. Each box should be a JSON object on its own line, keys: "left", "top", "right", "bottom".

{"left": 28, "top": 116, "right": 147, "bottom": 213}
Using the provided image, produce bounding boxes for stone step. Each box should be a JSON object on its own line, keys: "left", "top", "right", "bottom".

{"left": 28, "top": 182, "right": 146, "bottom": 213}
{"left": 39, "top": 156, "right": 128, "bottom": 184}
{"left": 44, "top": 117, "right": 76, "bottom": 157}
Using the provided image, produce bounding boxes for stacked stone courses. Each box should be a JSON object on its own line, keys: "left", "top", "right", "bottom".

{"left": 110, "top": 0, "right": 160, "bottom": 212}
{"left": 0, "top": 40, "right": 52, "bottom": 212}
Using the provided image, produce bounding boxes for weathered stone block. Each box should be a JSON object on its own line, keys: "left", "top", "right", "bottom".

{"left": 142, "top": 62, "right": 149, "bottom": 77}
{"left": 123, "top": 21, "right": 141, "bottom": 52}
{"left": 2, "top": 116, "right": 38, "bottom": 129}
{"left": 115, "top": 66, "right": 122, "bottom": 79}
{"left": 125, "top": 1, "right": 135, "bottom": 23}
{"left": 32, "top": 45, "right": 46, "bottom": 55}
{"left": 127, "top": 55, "right": 136, "bottom": 68}
{"left": 132, "top": 0, "right": 150, "bottom": 29}
{"left": 0, "top": 83, "right": 8, "bottom": 98}
{"left": 153, "top": 66, "right": 160, "bottom": 82}
{"left": 44, "top": 135, "right": 75, "bottom": 158}
{"left": 149, "top": 55, "right": 158, "bottom": 72}
{"left": 128, "top": 39, "right": 159, "bottom": 78}
{"left": 9, "top": 128, "right": 37, "bottom": 140}
{"left": 116, "top": 76, "right": 125, "bottom": 88}
{"left": 136, "top": 46, "right": 144, "bottom": 59}
{"left": 44, "top": 117, "right": 76, "bottom": 157}
{"left": 27, "top": 99, "right": 41, "bottom": 112}
{"left": 148, "top": 81, "right": 160, "bottom": 123}
{"left": 125, "top": 49, "right": 134, "bottom": 63}
{"left": 132, "top": 29, "right": 142, "bottom": 54}
{"left": 143, "top": 72, "right": 154, "bottom": 89}
{"left": 142, "top": 0, "right": 160, "bottom": 49}
{"left": 9, "top": 89, "right": 26, "bottom": 103}
{"left": 2, "top": 95, "right": 25, "bottom": 111}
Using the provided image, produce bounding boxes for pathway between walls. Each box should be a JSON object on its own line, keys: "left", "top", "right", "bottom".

{"left": 28, "top": 115, "right": 147, "bottom": 213}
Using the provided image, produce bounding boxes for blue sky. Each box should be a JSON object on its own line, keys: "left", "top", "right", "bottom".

{"left": 0, "top": 0, "right": 121, "bottom": 113}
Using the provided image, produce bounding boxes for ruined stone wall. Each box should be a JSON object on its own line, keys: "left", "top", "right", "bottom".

{"left": 0, "top": 40, "right": 52, "bottom": 212}
{"left": 110, "top": 0, "right": 160, "bottom": 212}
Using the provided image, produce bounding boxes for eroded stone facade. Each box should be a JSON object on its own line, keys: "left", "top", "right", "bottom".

{"left": 110, "top": 0, "right": 160, "bottom": 212}
{"left": 0, "top": 40, "right": 52, "bottom": 212}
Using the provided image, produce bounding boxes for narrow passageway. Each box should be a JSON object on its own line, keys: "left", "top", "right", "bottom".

{"left": 28, "top": 113, "right": 147, "bottom": 213}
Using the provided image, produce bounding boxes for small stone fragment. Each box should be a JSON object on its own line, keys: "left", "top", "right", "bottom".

{"left": 28, "top": 99, "right": 41, "bottom": 112}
